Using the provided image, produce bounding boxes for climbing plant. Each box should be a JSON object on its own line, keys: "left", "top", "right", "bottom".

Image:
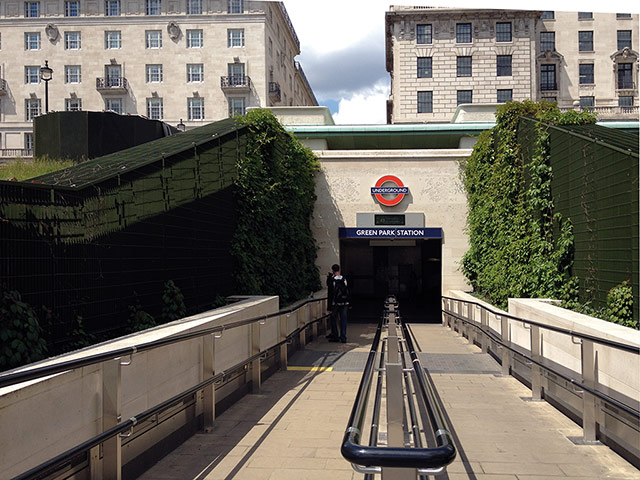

{"left": 161, "top": 280, "right": 187, "bottom": 323}
{"left": 232, "top": 109, "right": 321, "bottom": 304}
{"left": 460, "top": 101, "right": 596, "bottom": 310}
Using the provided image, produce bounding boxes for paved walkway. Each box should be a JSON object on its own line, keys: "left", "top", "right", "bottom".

{"left": 139, "top": 323, "right": 639, "bottom": 480}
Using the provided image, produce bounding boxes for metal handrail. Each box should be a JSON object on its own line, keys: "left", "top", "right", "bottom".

{"left": 341, "top": 297, "right": 456, "bottom": 472}
{"left": 0, "top": 296, "right": 325, "bottom": 389}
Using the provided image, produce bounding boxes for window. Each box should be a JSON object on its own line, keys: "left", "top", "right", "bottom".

{"left": 579, "top": 64, "right": 594, "bottom": 84}
{"left": 579, "top": 96, "right": 595, "bottom": 108}
{"left": 24, "top": 32, "right": 40, "bottom": 50}
{"left": 417, "top": 57, "right": 432, "bottom": 78}
{"left": 541, "top": 64, "right": 557, "bottom": 90}
{"left": 187, "top": 64, "right": 204, "bottom": 82}
{"left": 64, "top": 65, "right": 81, "bottom": 83}
{"left": 228, "top": 29, "right": 245, "bottom": 47}
{"left": 269, "top": 38, "right": 272, "bottom": 56}
{"left": 105, "top": 65, "right": 122, "bottom": 86}
{"left": 188, "top": 97, "right": 205, "bottom": 120}
{"left": 540, "top": 31, "right": 555, "bottom": 52}
{"left": 456, "top": 23, "right": 472, "bottom": 43}
{"left": 496, "top": 22, "right": 512, "bottom": 42}
{"left": 579, "top": 31, "right": 593, "bottom": 52}
{"left": 146, "top": 98, "right": 163, "bottom": 120}
{"left": 456, "top": 56, "right": 472, "bottom": 77}
{"left": 228, "top": 0, "right": 243, "bottom": 13}
{"left": 65, "top": 31, "right": 81, "bottom": 49}
{"left": 457, "top": 90, "right": 472, "bottom": 105}
{"left": 106, "top": 98, "right": 123, "bottom": 114}
{"left": 497, "top": 89, "right": 512, "bottom": 103}
{"left": 616, "top": 13, "right": 632, "bottom": 19}
{"left": 105, "top": 31, "right": 121, "bottom": 49}
{"left": 24, "top": 66, "right": 40, "bottom": 84}
{"left": 417, "top": 91, "right": 432, "bottom": 113}
{"left": 25, "top": 133, "right": 34, "bottom": 151}
{"left": 618, "top": 63, "right": 633, "bottom": 89}
{"left": 541, "top": 97, "right": 556, "bottom": 102}
{"left": 65, "top": 1, "right": 80, "bottom": 16}
{"left": 25, "top": 98, "right": 41, "bottom": 120}
{"left": 541, "top": 11, "right": 554, "bottom": 20}
{"left": 578, "top": 12, "right": 592, "bottom": 20}
{"left": 186, "top": 29, "right": 203, "bottom": 48}
{"left": 417, "top": 24, "right": 432, "bottom": 44}
{"left": 186, "top": 0, "right": 202, "bottom": 14}
{"left": 146, "top": 64, "right": 163, "bottom": 83}
{"left": 618, "top": 96, "right": 634, "bottom": 107}
{"left": 228, "top": 97, "right": 245, "bottom": 116}
{"left": 105, "top": 0, "right": 120, "bottom": 16}
{"left": 146, "top": 30, "right": 162, "bottom": 48}
{"left": 497, "top": 55, "right": 512, "bottom": 76}
{"left": 25, "top": 1, "right": 40, "bottom": 17}
{"left": 65, "top": 98, "right": 82, "bottom": 111}
{"left": 228, "top": 63, "right": 245, "bottom": 84}
{"left": 618, "top": 30, "right": 632, "bottom": 50}
{"left": 146, "top": 0, "right": 161, "bottom": 15}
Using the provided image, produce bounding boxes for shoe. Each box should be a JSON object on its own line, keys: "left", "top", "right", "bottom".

{"left": 326, "top": 334, "right": 337, "bottom": 340}
{"left": 340, "top": 338, "right": 347, "bottom": 343}
{"left": 329, "top": 337, "right": 340, "bottom": 343}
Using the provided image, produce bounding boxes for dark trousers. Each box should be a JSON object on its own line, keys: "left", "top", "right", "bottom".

{"left": 330, "top": 305, "right": 348, "bottom": 341}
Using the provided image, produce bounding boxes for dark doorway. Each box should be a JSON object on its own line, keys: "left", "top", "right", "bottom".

{"left": 340, "top": 238, "right": 441, "bottom": 323}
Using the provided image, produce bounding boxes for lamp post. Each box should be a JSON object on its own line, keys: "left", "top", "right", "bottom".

{"left": 177, "top": 119, "right": 186, "bottom": 132}
{"left": 40, "top": 60, "right": 53, "bottom": 113}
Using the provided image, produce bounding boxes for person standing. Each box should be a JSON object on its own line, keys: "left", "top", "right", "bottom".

{"left": 326, "top": 263, "right": 350, "bottom": 343}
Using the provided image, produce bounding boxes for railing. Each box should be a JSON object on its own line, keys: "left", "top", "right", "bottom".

{"left": 95, "top": 76, "right": 128, "bottom": 91}
{"left": 442, "top": 295, "right": 640, "bottom": 462}
{"left": 1, "top": 295, "right": 329, "bottom": 480}
{"left": 0, "top": 149, "right": 33, "bottom": 159}
{"left": 268, "top": 81, "right": 281, "bottom": 102}
{"left": 0, "top": 78, "right": 8, "bottom": 95}
{"left": 220, "top": 75, "right": 251, "bottom": 90}
{"left": 294, "top": 61, "right": 319, "bottom": 106}
{"left": 559, "top": 105, "right": 639, "bottom": 117}
{"left": 341, "top": 296, "right": 456, "bottom": 478}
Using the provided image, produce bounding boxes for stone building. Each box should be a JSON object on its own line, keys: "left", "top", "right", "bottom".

{"left": 386, "top": 6, "right": 639, "bottom": 123}
{"left": 0, "top": 0, "right": 317, "bottom": 156}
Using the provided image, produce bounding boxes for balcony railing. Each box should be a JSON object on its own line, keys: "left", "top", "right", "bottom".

{"left": 268, "top": 82, "right": 281, "bottom": 102}
{"left": 0, "top": 78, "right": 8, "bottom": 96}
{"left": 96, "top": 77, "right": 128, "bottom": 94}
{"left": 220, "top": 75, "right": 251, "bottom": 92}
{"left": 559, "top": 105, "right": 639, "bottom": 119}
{"left": 0, "top": 149, "right": 34, "bottom": 160}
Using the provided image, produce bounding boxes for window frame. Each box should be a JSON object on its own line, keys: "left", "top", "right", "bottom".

{"left": 146, "top": 98, "right": 163, "bottom": 120}
{"left": 228, "top": 97, "right": 245, "bottom": 116}
{"left": 227, "top": 29, "right": 245, "bottom": 47}
{"left": 617, "top": 63, "right": 633, "bottom": 89}
{"left": 188, "top": 97, "right": 205, "bottom": 120}
{"left": 496, "top": 22, "right": 512, "bottom": 42}
{"left": 579, "top": 96, "right": 595, "bottom": 108}
{"left": 64, "top": 31, "right": 81, "bottom": 50}
{"left": 457, "top": 90, "right": 472, "bottom": 105}
{"left": 186, "top": 0, "right": 202, "bottom": 14}
{"left": 417, "top": 57, "right": 432, "bottom": 78}
{"left": 145, "top": 0, "right": 161, "bottom": 16}
{"left": 618, "top": 96, "right": 634, "bottom": 107}
{"left": 579, "top": 63, "right": 594, "bottom": 84}
{"left": 417, "top": 91, "right": 433, "bottom": 113}
{"left": 65, "top": 98, "right": 82, "bottom": 111}
{"left": 540, "top": 64, "right": 557, "bottom": 91}
{"left": 540, "top": 11, "right": 555, "bottom": 20}
{"left": 578, "top": 12, "right": 593, "bottom": 20}
{"left": 105, "top": 0, "right": 121, "bottom": 16}
{"left": 24, "top": 32, "right": 41, "bottom": 50}
{"left": 228, "top": 0, "right": 243, "bottom": 14}
{"left": 64, "top": 65, "right": 82, "bottom": 84}
{"left": 456, "top": 23, "right": 472, "bottom": 43}
{"left": 497, "top": 89, "right": 513, "bottom": 103}
{"left": 25, "top": 98, "right": 41, "bottom": 121}
{"left": 186, "top": 29, "right": 203, "bottom": 48}
{"left": 617, "top": 30, "right": 632, "bottom": 50}
{"left": 416, "top": 24, "right": 432, "bottom": 44}
{"left": 186, "top": 63, "right": 204, "bottom": 83}
{"left": 65, "top": 1, "right": 80, "bottom": 16}
{"left": 25, "top": 1, "right": 40, "bottom": 17}
{"left": 456, "top": 56, "right": 472, "bottom": 77}
{"left": 105, "top": 30, "right": 122, "bottom": 49}
{"left": 24, "top": 66, "right": 40, "bottom": 84}
{"left": 146, "top": 64, "right": 163, "bottom": 83}
{"left": 540, "top": 31, "right": 555, "bottom": 52}
{"left": 106, "top": 98, "right": 123, "bottom": 114}
{"left": 578, "top": 31, "right": 593, "bottom": 52}
{"left": 145, "top": 30, "right": 162, "bottom": 49}
{"left": 496, "top": 55, "right": 512, "bottom": 77}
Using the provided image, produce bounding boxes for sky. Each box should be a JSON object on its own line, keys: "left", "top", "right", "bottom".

{"left": 283, "top": 0, "right": 639, "bottom": 124}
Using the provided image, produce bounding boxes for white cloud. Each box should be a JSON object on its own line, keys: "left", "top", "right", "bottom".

{"left": 332, "top": 83, "right": 390, "bottom": 125}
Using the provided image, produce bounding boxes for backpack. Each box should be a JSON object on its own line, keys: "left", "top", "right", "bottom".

{"left": 333, "top": 277, "right": 349, "bottom": 305}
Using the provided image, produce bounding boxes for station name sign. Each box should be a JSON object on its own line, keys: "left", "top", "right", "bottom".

{"left": 339, "top": 227, "right": 443, "bottom": 239}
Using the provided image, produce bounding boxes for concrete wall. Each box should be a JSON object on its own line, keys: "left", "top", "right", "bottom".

{"left": 313, "top": 149, "right": 471, "bottom": 294}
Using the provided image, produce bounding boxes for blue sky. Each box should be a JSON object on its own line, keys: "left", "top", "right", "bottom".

{"left": 284, "top": 0, "right": 639, "bottom": 124}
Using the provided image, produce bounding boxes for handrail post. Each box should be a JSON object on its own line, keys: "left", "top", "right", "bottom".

{"left": 499, "top": 315, "right": 510, "bottom": 376}
{"left": 581, "top": 339, "right": 597, "bottom": 442}
{"left": 279, "top": 313, "right": 288, "bottom": 369}
{"left": 530, "top": 325, "right": 542, "bottom": 401}
{"left": 297, "top": 310, "right": 306, "bottom": 348}
{"left": 311, "top": 302, "right": 318, "bottom": 339}
{"left": 480, "top": 308, "right": 488, "bottom": 353}
{"left": 202, "top": 333, "right": 216, "bottom": 431}
{"left": 251, "top": 321, "right": 261, "bottom": 393}
{"left": 102, "top": 358, "right": 122, "bottom": 480}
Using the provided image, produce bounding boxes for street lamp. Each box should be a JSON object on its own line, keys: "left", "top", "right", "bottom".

{"left": 177, "top": 119, "right": 186, "bottom": 132}
{"left": 40, "top": 60, "right": 53, "bottom": 113}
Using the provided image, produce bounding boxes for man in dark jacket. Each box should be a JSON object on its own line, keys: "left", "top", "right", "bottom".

{"left": 326, "top": 263, "right": 350, "bottom": 343}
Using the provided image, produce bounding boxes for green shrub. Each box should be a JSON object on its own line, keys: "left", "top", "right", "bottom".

{"left": 161, "top": 280, "right": 187, "bottom": 323}
{"left": 606, "top": 281, "right": 635, "bottom": 328}
{"left": 127, "top": 295, "right": 156, "bottom": 333}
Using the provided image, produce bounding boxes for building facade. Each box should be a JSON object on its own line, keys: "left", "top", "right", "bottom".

{"left": 0, "top": 0, "right": 317, "bottom": 156}
{"left": 386, "top": 7, "right": 639, "bottom": 123}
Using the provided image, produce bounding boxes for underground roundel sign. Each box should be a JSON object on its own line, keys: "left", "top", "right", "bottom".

{"left": 371, "top": 175, "right": 409, "bottom": 206}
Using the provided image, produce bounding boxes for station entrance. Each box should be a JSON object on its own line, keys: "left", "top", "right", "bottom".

{"left": 339, "top": 238, "right": 441, "bottom": 323}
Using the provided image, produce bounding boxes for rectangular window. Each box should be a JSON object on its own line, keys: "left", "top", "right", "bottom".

{"left": 105, "top": 0, "right": 120, "bottom": 16}
{"left": 579, "top": 31, "right": 593, "bottom": 51}
{"left": 186, "top": 29, "right": 203, "bottom": 48}
{"left": 24, "top": 66, "right": 40, "bottom": 84}
{"left": 228, "top": 97, "right": 245, "bottom": 116}
{"left": 496, "top": 22, "right": 512, "bottom": 42}
{"left": 146, "top": 98, "right": 163, "bottom": 120}
{"left": 541, "top": 64, "right": 557, "bottom": 90}
{"left": 228, "top": 63, "right": 245, "bottom": 84}
{"left": 579, "top": 96, "right": 595, "bottom": 107}
{"left": 146, "top": 64, "right": 163, "bottom": 83}
{"left": 417, "top": 91, "right": 433, "bottom": 113}
{"left": 25, "top": 98, "right": 41, "bottom": 121}
{"left": 186, "top": 0, "right": 202, "bottom": 14}
{"left": 497, "top": 55, "right": 512, "bottom": 76}
{"left": 579, "top": 64, "right": 594, "bottom": 84}
{"left": 227, "top": 29, "right": 245, "bottom": 47}
{"left": 497, "top": 89, "right": 513, "bottom": 103}
{"left": 457, "top": 90, "right": 472, "bottom": 105}
{"left": 25, "top": 1, "right": 40, "bottom": 17}
{"left": 105, "top": 31, "right": 122, "bottom": 49}
{"left": 417, "top": 57, "right": 432, "bottom": 78}
{"left": 578, "top": 12, "right": 593, "bottom": 20}
{"left": 106, "top": 98, "right": 123, "bottom": 114}
{"left": 64, "top": 65, "right": 81, "bottom": 83}
{"left": 416, "top": 24, "right": 432, "bottom": 44}
{"left": 617, "top": 30, "right": 632, "bottom": 50}
{"left": 188, "top": 97, "right": 205, "bottom": 120}
{"left": 456, "top": 23, "right": 472, "bottom": 43}
{"left": 187, "top": 64, "right": 204, "bottom": 82}
{"left": 540, "top": 31, "right": 555, "bottom": 52}
{"left": 228, "top": 0, "right": 243, "bottom": 14}
{"left": 65, "top": 31, "right": 81, "bottom": 49}
{"left": 616, "top": 13, "right": 632, "bottom": 19}
{"left": 541, "top": 11, "right": 554, "bottom": 20}
{"left": 146, "top": 0, "right": 161, "bottom": 15}
{"left": 456, "top": 56, "right": 472, "bottom": 77}
{"left": 618, "top": 96, "right": 634, "bottom": 107}
{"left": 618, "top": 63, "right": 633, "bottom": 89}
{"left": 25, "top": 133, "right": 34, "bottom": 151}
{"left": 146, "top": 30, "right": 162, "bottom": 48}
{"left": 65, "top": 98, "right": 82, "bottom": 111}
{"left": 541, "top": 97, "right": 556, "bottom": 102}
{"left": 65, "top": 1, "right": 80, "bottom": 16}
{"left": 24, "top": 32, "right": 40, "bottom": 50}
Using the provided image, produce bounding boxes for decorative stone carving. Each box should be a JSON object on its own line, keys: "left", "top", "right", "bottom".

{"left": 6, "top": 3, "right": 19, "bottom": 16}
{"left": 167, "top": 22, "right": 181, "bottom": 40}
{"left": 45, "top": 24, "right": 59, "bottom": 42}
